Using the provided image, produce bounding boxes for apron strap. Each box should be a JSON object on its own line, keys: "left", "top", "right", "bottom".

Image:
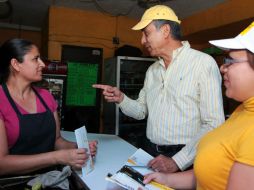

{"left": 31, "top": 86, "right": 50, "bottom": 111}
{"left": 2, "top": 84, "right": 51, "bottom": 116}
{"left": 2, "top": 83, "right": 21, "bottom": 116}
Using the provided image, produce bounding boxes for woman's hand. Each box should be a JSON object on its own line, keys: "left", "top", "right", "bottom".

{"left": 143, "top": 172, "right": 170, "bottom": 186}
{"left": 89, "top": 140, "right": 98, "bottom": 157}
{"left": 56, "top": 148, "right": 89, "bottom": 169}
{"left": 143, "top": 170, "right": 196, "bottom": 189}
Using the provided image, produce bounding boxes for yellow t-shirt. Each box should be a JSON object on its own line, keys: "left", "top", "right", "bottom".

{"left": 194, "top": 97, "right": 254, "bottom": 190}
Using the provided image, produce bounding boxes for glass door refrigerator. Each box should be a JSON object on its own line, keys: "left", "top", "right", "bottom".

{"left": 103, "top": 56, "right": 157, "bottom": 147}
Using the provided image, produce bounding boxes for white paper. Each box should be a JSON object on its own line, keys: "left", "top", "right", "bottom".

{"left": 107, "top": 148, "right": 174, "bottom": 190}
{"left": 108, "top": 172, "right": 147, "bottom": 190}
{"left": 74, "top": 126, "right": 93, "bottom": 176}
{"left": 126, "top": 148, "right": 154, "bottom": 175}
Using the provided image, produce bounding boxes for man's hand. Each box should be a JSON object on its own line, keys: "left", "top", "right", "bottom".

{"left": 148, "top": 155, "right": 179, "bottom": 173}
{"left": 92, "top": 84, "right": 124, "bottom": 103}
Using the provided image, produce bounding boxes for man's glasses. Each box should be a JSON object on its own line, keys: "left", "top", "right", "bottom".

{"left": 223, "top": 57, "right": 248, "bottom": 64}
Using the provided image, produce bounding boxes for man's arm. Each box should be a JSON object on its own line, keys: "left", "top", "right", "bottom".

{"left": 93, "top": 83, "right": 148, "bottom": 120}
{"left": 119, "top": 92, "right": 147, "bottom": 120}
{"left": 118, "top": 75, "right": 149, "bottom": 120}
{"left": 172, "top": 57, "right": 225, "bottom": 170}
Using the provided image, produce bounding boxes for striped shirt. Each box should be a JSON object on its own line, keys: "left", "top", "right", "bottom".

{"left": 119, "top": 41, "right": 225, "bottom": 170}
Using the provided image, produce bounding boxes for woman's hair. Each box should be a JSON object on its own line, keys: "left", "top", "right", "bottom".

{"left": 0, "top": 38, "right": 34, "bottom": 83}
{"left": 153, "top": 19, "right": 182, "bottom": 40}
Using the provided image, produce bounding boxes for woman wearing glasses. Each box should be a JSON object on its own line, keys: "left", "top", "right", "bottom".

{"left": 141, "top": 22, "right": 254, "bottom": 190}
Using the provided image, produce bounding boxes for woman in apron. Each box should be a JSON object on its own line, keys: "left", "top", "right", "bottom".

{"left": 0, "top": 38, "right": 97, "bottom": 176}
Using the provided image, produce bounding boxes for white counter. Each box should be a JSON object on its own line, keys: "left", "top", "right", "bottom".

{"left": 61, "top": 131, "right": 137, "bottom": 190}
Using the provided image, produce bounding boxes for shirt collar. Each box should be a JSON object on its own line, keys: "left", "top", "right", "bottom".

{"left": 158, "top": 41, "right": 190, "bottom": 67}
{"left": 243, "top": 96, "right": 254, "bottom": 112}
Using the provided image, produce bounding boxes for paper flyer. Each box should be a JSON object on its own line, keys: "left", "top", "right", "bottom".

{"left": 74, "top": 126, "right": 94, "bottom": 176}
{"left": 106, "top": 148, "right": 174, "bottom": 190}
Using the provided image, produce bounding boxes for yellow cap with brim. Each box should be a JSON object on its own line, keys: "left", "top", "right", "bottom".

{"left": 209, "top": 21, "right": 254, "bottom": 53}
{"left": 132, "top": 5, "right": 181, "bottom": 30}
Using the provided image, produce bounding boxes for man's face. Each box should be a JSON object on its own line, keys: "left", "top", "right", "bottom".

{"left": 141, "top": 22, "right": 165, "bottom": 57}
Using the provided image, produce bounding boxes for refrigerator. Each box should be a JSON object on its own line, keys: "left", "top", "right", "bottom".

{"left": 103, "top": 56, "right": 157, "bottom": 147}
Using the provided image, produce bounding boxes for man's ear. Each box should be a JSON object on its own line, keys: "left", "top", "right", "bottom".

{"left": 10, "top": 58, "right": 20, "bottom": 72}
{"left": 161, "top": 24, "right": 171, "bottom": 38}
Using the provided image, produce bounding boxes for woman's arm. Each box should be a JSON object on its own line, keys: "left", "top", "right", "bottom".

{"left": 143, "top": 169, "right": 196, "bottom": 189}
{"left": 53, "top": 111, "right": 77, "bottom": 150}
{"left": 0, "top": 118, "right": 88, "bottom": 176}
{"left": 227, "top": 162, "right": 254, "bottom": 190}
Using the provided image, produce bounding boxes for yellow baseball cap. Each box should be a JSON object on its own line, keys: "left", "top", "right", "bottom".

{"left": 132, "top": 5, "right": 181, "bottom": 30}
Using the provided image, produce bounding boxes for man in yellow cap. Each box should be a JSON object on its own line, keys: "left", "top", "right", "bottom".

{"left": 93, "top": 5, "right": 224, "bottom": 172}
{"left": 141, "top": 21, "right": 254, "bottom": 190}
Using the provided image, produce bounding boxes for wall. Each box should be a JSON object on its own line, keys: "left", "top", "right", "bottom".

{"left": 48, "top": 6, "right": 142, "bottom": 61}
{"left": 1, "top": 1, "right": 250, "bottom": 58}
{"left": 181, "top": 0, "right": 254, "bottom": 50}
{"left": 0, "top": 1, "right": 253, "bottom": 57}
{"left": 0, "top": 27, "right": 41, "bottom": 50}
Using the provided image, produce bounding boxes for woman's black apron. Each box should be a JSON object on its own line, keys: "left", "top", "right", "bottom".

{"left": 2, "top": 83, "right": 56, "bottom": 155}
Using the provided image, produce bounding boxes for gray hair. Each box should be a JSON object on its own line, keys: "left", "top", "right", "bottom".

{"left": 152, "top": 20, "right": 182, "bottom": 41}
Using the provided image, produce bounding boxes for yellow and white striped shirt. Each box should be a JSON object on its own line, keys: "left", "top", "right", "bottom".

{"left": 119, "top": 41, "right": 225, "bottom": 170}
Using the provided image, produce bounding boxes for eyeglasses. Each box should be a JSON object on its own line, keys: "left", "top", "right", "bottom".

{"left": 223, "top": 57, "right": 248, "bottom": 64}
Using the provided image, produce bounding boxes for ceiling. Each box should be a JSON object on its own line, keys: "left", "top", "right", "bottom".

{"left": 0, "top": 0, "right": 227, "bottom": 30}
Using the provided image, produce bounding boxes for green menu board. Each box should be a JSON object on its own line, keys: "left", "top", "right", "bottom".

{"left": 66, "top": 62, "right": 98, "bottom": 106}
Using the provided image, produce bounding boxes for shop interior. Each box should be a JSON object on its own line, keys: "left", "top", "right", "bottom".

{"left": 0, "top": 0, "right": 252, "bottom": 147}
